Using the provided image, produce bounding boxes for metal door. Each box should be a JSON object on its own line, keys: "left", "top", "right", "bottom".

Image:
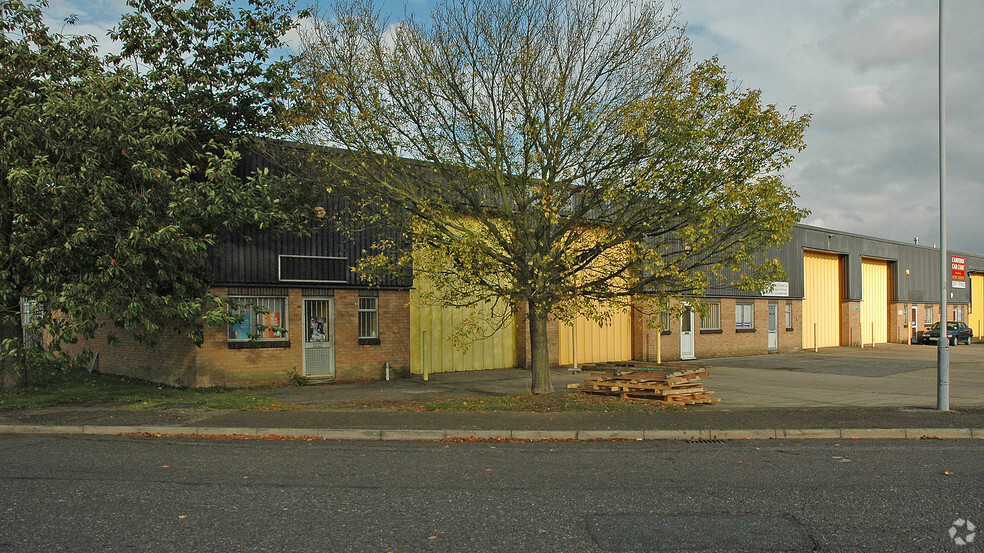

{"left": 680, "top": 307, "right": 695, "bottom": 360}
{"left": 768, "top": 303, "right": 779, "bottom": 352}
{"left": 303, "top": 298, "right": 335, "bottom": 377}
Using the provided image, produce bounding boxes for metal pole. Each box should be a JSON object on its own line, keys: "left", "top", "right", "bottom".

{"left": 422, "top": 330, "right": 429, "bottom": 381}
{"left": 937, "top": 0, "right": 950, "bottom": 411}
{"left": 572, "top": 323, "right": 578, "bottom": 370}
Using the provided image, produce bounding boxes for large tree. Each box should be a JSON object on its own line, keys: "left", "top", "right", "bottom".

{"left": 293, "top": 0, "right": 810, "bottom": 393}
{"left": 0, "top": 0, "right": 310, "bottom": 389}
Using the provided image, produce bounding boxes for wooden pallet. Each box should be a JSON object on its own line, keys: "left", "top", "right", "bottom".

{"left": 567, "top": 365, "right": 720, "bottom": 405}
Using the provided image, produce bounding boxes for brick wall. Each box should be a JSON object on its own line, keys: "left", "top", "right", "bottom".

{"left": 67, "top": 324, "right": 200, "bottom": 387}
{"left": 332, "top": 289, "right": 411, "bottom": 380}
{"left": 631, "top": 298, "right": 802, "bottom": 362}
{"left": 840, "top": 301, "right": 860, "bottom": 346}
{"left": 195, "top": 288, "right": 412, "bottom": 385}
{"left": 79, "top": 287, "right": 413, "bottom": 388}
{"left": 195, "top": 288, "right": 303, "bottom": 387}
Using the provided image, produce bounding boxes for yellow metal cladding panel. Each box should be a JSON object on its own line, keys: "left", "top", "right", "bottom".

{"left": 558, "top": 307, "right": 632, "bottom": 366}
{"left": 802, "top": 251, "right": 841, "bottom": 348}
{"left": 860, "top": 258, "right": 889, "bottom": 344}
{"left": 410, "top": 285, "right": 517, "bottom": 375}
{"left": 970, "top": 274, "right": 984, "bottom": 338}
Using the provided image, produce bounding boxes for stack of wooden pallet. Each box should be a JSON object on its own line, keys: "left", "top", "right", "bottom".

{"left": 566, "top": 362, "right": 719, "bottom": 405}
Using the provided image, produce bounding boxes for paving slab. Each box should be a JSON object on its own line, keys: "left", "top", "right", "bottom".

{"left": 510, "top": 430, "right": 578, "bottom": 440}
{"left": 707, "top": 429, "right": 778, "bottom": 440}
{"left": 444, "top": 429, "right": 511, "bottom": 439}
{"left": 318, "top": 429, "right": 381, "bottom": 440}
{"left": 381, "top": 429, "right": 447, "bottom": 440}
{"left": 904, "top": 428, "right": 973, "bottom": 439}
{"left": 643, "top": 429, "right": 708, "bottom": 440}
{"left": 576, "top": 430, "right": 645, "bottom": 440}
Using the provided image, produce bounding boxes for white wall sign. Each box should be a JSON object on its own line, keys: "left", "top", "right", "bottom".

{"left": 763, "top": 281, "right": 790, "bottom": 297}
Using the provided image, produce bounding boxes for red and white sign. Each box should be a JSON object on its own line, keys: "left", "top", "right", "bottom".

{"left": 952, "top": 255, "right": 967, "bottom": 288}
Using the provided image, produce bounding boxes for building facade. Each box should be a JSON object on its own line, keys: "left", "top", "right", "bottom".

{"left": 77, "top": 175, "right": 984, "bottom": 387}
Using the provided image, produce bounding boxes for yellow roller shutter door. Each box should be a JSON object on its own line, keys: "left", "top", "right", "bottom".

{"left": 410, "top": 285, "right": 517, "bottom": 375}
{"left": 860, "top": 258, "right": 889, "bottom": 344}
{"left": 802, "top": 251, "right": 841, "bottom": 349}
{"left": 558, "top": 308, "right": 632, "bottom": 366}
{"left": 969, "top": 274, "right": 984, "bottom": 339}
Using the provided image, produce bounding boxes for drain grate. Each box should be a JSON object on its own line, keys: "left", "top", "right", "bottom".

{"left": 686, "top": 439, "right": 727, "bottom": 444}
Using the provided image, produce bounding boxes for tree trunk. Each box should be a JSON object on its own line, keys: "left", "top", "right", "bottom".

{"left": 1, "top": 302, "right": 25, "bottom": 391}
{"left": 528, "top": 304, "right": 553, "bottom": 395}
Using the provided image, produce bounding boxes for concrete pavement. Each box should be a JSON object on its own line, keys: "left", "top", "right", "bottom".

{"left": 690, "top": 342, "right": 984, "bottom": 408}
{"left": 2, "top": 344, "right": 984, "bottom": 440}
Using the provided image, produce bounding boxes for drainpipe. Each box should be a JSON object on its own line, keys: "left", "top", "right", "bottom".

{"left": 422, "top": 330, "right": 429, "bottom": 381}
{"left": 572, "top": 323, "right": 578, "bottom": 370}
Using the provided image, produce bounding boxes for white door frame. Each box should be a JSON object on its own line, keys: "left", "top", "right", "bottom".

{"left": 909, "top": 305, "right": 918, "bottom": 344}
{"left": 767, "top": 303, "right": 779, "bottom": 352}
{"left": 680, "top": 306, "right": 695, "bottom": 360}
{"left": 302, "top": 297, "right": 335, "bottom": 377}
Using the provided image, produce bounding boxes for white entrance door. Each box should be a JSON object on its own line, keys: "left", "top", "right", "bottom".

{"left": 303, "top": 298, "right": 335, "bottom": 377}
{"left": 910, "top": 306, "right": 918, "bottom": 344}
{"left": 680, "top": 307, "right": 695, "bottom": 360}
{"left": 768, "top": 303, "right": 779, "bottom": 352}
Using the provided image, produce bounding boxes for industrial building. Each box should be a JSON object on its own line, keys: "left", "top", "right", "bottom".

{"left": 77, "top": 216, "right": 983, "bottom": 388}
{"left": 72, "top": 147, "right": 984, "bottom": 386}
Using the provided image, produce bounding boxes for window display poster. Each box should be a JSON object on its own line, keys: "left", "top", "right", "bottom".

{"left": 263, "top": 312, "right": 282, "bottom": 339}
{"left": 309, "top": 317, "right": 327, "bottom": 342}
{"left": 231, "top": 312, "right": 251, "bottom": 340}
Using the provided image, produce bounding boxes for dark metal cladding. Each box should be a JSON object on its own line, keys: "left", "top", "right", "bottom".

{"left": 693, "top": 224, "right": 983, "bottom": 305}
{"left": 772, "top": 224, "right": 982, "bottom": 304}
{"left": 209, "top": 145, "right": 412, "bottom": 290}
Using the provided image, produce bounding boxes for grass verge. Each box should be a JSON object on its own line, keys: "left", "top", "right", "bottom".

{"left": 326, "top": 393, "right": 681, "bottom": 413}
{"left": 2, "top": 369, "right": 681, "bottom": 413}
{"left": 0, "top": 369, "right": 291, "bottom": 410}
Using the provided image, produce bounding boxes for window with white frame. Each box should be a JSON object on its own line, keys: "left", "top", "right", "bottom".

{"left": 735, "top": 303, "right": 754, "bottom": 329}
{"left": 228, "top": 296, "right": 288, "bottom": 342}
{"left": 785, "top": 303, "right": 793, "bottom": 329}
{"left": 925, "top": 307, "right": 934, "bottom": 325}
{"left": 701, "top": 303, "right": 721, "bottom": 330}
{"left": 955, "top": 306, "right": 964, "bottom": 322}
{"left": 659, "top": 310, "right": 671, "bottom": 333}
{"left": 358, "top": 294, "right": 379, "bottom": 341}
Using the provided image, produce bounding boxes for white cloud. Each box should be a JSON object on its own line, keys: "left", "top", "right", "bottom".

{"left": 824, "top": 10, "right": 937, "bottom": 69}
{"left": 678, "top": 0, "right": 984, "bottom": 254}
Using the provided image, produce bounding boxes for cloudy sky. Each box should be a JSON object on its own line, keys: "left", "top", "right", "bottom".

{"left": 46, "top": 0, "right": 984, "bottom": 253}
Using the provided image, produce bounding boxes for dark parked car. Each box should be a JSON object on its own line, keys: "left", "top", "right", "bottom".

{"left": 921, "top": 321, "right": 973, "bottom": 346}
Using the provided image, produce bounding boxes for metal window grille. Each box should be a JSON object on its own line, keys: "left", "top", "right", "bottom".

{"left": 228, "top": 296, "right": 288, "bottom": 341}
{"left": 735, "top": 303, "right": 754, "bottom": 329}
{"left": 358, "top": 297, "right": 378, "bottom": 339}
{"left": 700, "top": 304, "right": 721, "bottom": 330}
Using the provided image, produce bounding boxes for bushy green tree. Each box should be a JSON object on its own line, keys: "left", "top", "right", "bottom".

{"left": 0, "top": 0, "right": 310, "bottom": 390}
{"left": 294, "top": 0, "right": 810, "bottom": 393}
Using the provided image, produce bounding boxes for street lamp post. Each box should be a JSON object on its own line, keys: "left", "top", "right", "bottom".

{"left": 937, "top": 0, "right": 949, "bottom": 411}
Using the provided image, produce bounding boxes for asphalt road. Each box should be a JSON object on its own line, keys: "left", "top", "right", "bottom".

{"left": 2, "top": 435, "right": 982, "bottom": 552}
